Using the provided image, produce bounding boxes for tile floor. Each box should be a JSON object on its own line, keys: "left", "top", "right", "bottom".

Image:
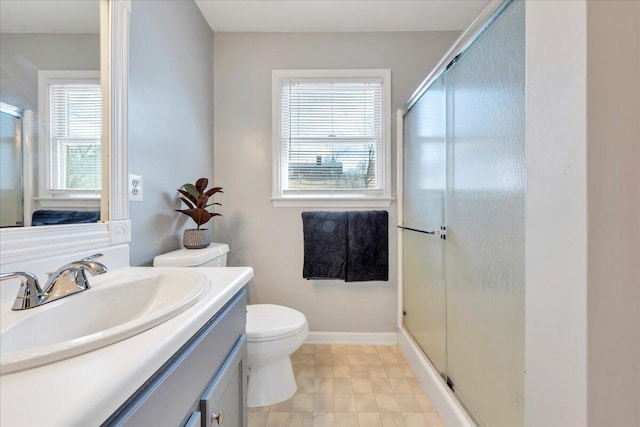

{"left": 248, "top": 344, "right": 444, "bottom": 427}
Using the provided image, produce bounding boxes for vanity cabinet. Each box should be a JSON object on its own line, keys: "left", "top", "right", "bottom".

{"left": 104, "top": 288, "right": 247, "bottom": 427}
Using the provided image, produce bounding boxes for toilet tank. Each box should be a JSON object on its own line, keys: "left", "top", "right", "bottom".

{"left": 152, "top": 243, "right": 229, "bottom": 267}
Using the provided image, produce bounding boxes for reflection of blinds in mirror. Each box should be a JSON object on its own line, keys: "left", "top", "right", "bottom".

{"left": 49, "top": 83, "right": 102, "bottom": 191}
{"left": 280, "top": 79, "right": 382, "bottom": 191}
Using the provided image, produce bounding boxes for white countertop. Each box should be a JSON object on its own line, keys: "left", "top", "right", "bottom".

{"left": 0, "top": 266, "right": 253, "bottom": 427}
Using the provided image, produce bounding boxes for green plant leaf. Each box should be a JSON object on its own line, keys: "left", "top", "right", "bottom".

{"left": 183, "top": 183, "right": 200, "bottom": 199}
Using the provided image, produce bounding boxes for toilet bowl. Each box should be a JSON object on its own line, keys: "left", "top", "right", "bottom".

{"left": 153, "top": 243, "right": 308, "bottom": 407}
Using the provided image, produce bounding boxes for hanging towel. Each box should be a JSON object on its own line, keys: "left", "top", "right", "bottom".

{"left": 302, "top": 210, "right": 388, "bottom": 282}
{"left": 345, "top": 210, "right": 388, "bottom": 282}
{"left": 302, "top": 211, "right": 347, "bottom": 280}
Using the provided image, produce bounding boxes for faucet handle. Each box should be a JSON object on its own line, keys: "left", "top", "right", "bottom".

{"left": 80, "top": 253, "right": 103, "bottom": 262}
{"left": 0, "top": 272, "right": 45, "bottom": 310}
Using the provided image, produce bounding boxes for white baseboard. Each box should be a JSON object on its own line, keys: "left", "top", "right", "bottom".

{"left": 397, "top": 327, "right": 476, "bottom": 427}
{"left": 305, "top": 331, "right": 398, "bottom": 345}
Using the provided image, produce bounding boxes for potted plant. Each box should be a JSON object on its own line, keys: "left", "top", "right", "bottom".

{"left": 175, "top": 177, "right": 223, "bottom": 249}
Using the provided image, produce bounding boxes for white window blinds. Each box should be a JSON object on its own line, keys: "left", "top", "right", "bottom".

{"left": 280, "top": 78, "right": 383, "bottom": 192}
{"left": 49, "top": 83, "right": 102, "bottom": 191}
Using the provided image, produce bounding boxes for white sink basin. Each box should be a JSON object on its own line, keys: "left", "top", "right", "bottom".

{"left": 0, "top": 269, "right": 210, "bottom": 374}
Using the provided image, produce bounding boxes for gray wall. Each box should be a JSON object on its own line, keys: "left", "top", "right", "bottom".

{"left": 586, "top": 1, "right": 639, "bottom": 425}
{"left": 0, "top": 33, "right": 99, "bottom": 111}
{"left": 128, "top": 0, "right": 214, "bottom": 266}
{"left": 213, "top": 31, "right": 458, "bottom": 333}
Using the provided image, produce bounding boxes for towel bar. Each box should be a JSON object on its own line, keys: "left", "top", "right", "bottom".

{"left": 397, "top": 225, "right": 447, "bottom": 240}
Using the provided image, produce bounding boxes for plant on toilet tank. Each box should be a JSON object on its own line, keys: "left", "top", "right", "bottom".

{"left": 175, "top": 177, "right": 223, "bottom": 249}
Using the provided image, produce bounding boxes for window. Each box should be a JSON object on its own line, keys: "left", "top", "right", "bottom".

{"left": 272, "top": 69, "right": 392, "bottom": 207}
{"left": 38, "top": 70, "right": 102, "bottom": 200}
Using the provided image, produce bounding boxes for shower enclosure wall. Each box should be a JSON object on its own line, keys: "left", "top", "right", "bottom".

{"left": 400, "top": 2, "right": 525, "bottom": 426}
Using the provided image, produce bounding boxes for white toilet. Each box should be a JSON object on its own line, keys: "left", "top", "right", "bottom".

{"left": 153, "top": 243, "right": 308, "bottom": 407}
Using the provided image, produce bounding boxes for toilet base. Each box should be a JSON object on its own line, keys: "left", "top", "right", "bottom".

{"left": 247, "top": 356, "right": 297, "bottom": 407}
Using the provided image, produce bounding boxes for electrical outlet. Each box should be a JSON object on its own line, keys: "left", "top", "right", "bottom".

{"left": 128, "top": 174, "right": 143, "bottom": 202}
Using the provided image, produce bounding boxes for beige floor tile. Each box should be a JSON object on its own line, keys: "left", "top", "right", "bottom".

{"left": 376, "top": 345, "right": 394, "bottom": 353}
{"left": 357, "top": 412, "right": 382, "bottom": 427}
{"left": 375, "top": 393, "right": 401, "bottom": 412}
{"left": 402, "top": 365, "right": 416, "bottom": 378}
{"left": 300, "top": 344, "right": 316, "bottom": 353}
{"left": 316, "top": 344, "right": 332, "bottom": 353}
{"left": 391, "top": 346, "right": 402, "bottom": 354}
{"left": 268, "top": 397, "right": 293, "bottom": 412}
{"left": 316, "top": 366, "right": 333, "bottom": 378}
{"left": 347, "top": 354, "right": 366, "bottom": 365}
{"left": 425, "top": 411, "right": 444, "bottom": 427}
{"left": 379, "top": 353, "right": 401, "bottom": 365}
{"left": 331, "top": 344, "right": 346, "bottom": 354}
{"left": 293, "top": 353, "right": 316, "bottom": 365}
{"left": 332, "top": 353, "right": 349, "bottom": 364}
{"left": 314, "top": 378, "right": 334, "bottom": 393}
{"left": 266, "top": 412, "right": 291, "bottom": 427}
{"left": 352, "top": 378, "right": 373, "bottom": 394}
{"left": 316, "top": 354, "right": 333, "bottom": 366}
{"left": 312, "top": 412, "right": 336, "bottom": 427}
{"left": 332, "top": 365, "right": 351, "bottom": 378}
{"left": 364, "top": 354, "right": 382, "bottom": 365}
{"left": 388, "top": 378, "right": 412, "bottom": 393}
{"left": 334, "top": 412, "right": 359, "bottom": 427}
{"left": 292, "top": 393, "right": 315, "bottom": 412}
{"left": 395, "top": 394, "right": 422, "bottom": 412}
{"left": 349, "top": 364, "right": 369, "bottom": 378}
{"left": 333, "top": 378, "right": 354, "bottom": 394}
{"left": 379, "top": 412, "right": 407, "bottom": 426}
{"left": 249, "top": 404, "right": 270, "bottom": 412}
{"left": 333, "top": 394, "right": 356, "bottom": 412}
{"left": 384, "top": 366, "right": 406, "bottom": 378}
{"left": 415, "top": 393, "right": 435, "bottom": 412}
{"left": 369, "top": 366, "right": 389, "bottom": 378}
{"left": 403, "top": 412, "right": 430, "bottom": 427}
{"left": 289, "top": 412, "right": 313, "bottom": 427}
{"left": 297, "top": 366, "right": 316, "bottom": 378}
{"left": 346, "top": 345, "right": 364, "bottom": 354}
{"left": 353, "top": 393, "right": 378, "bottom": 412}
{"left": 406, "top": 378, "right": 424, "bottom": 394}
{"left": 297, "top": 377, "right": 316, "bottom": 393}
{"left": 370, "top": 377, "right": 393, "bottom": 393}
{"left": 314, "top": 394, "right": 335, "bottom": 412}
{"left": 361, "top": 345, "right": 378, "bottom": 354}
{"left": 248, "top": 412, "right": 269, "bottom": 427}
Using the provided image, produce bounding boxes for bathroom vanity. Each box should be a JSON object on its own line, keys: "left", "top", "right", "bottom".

{"left": 0, "top": 266, "right": 253, "bottom": 427}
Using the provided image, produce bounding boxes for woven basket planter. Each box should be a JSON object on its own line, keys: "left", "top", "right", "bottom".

{"left": 183, "top": 228, "right": 211, "bottom": 249}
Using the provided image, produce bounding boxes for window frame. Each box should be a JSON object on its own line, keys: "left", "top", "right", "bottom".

{"left": 37, "top": 70, "right": 102, "bottom": 207}
{"left": 271, "top": 69, "right": 393, "bottom": 207}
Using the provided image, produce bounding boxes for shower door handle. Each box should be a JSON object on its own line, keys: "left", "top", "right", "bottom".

{"left": 397, "top": 225, "right": 447, "bottom": 240}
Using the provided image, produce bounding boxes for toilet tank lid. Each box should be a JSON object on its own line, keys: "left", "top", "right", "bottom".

{"left": 152, "top": 243, "right": 229, "bottom": 267}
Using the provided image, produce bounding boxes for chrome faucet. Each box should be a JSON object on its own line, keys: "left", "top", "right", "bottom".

{"left": 0, "top": 254, "right": 107, "bottom": 310}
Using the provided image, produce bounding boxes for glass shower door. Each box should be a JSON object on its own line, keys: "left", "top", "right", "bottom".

{"left": 0, "top": 105, "right": 24, "bottom": 227}
{"left": 444, "top": 2, "right": 525, "bottom": 426}
{"left": 402, "top": 76, "right": 447, "bottom": 375}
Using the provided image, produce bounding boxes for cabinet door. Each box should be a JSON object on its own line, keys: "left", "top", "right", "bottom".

{"left": 200, "top": 335, "right": 247, "bottom": 427}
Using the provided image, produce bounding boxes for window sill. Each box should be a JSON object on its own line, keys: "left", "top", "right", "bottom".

{"left": 271, "top": 196, "right": 394, "bottom": 208}
{"left": 34, "top": 196, "right": 100, "bottom": 209}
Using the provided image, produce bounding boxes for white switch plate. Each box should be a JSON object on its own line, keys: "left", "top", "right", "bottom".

{"left": 128, "top": 174, "right": 143, "bottom": 202}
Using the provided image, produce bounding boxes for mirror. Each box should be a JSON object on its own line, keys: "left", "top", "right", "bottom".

{"left": 0, "top": 0, "right": 102, "bottom": 227}
{"left": 0, "top": 0, "right": 130, "bottom": 266}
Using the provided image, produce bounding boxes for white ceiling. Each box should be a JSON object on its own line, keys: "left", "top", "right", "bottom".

{"left": 194, "top": 0, "right": 491, "bottom": 33}
{"left": 0, "top": 0, "right": 99, "bottom": 34}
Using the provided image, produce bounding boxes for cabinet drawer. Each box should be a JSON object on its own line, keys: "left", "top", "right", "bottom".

{"left": 200, "top": 335, "right": 247, "bottom": 427}
{"left": 105, "top": 289, "right": 247, "bottom": 426}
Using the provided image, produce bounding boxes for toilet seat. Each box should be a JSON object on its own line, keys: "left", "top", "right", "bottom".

{"left": 246, "top": 304, "right": 307, "bottom": 342}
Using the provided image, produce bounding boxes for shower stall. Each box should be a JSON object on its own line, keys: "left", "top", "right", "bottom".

{"left": 399, "top": 1, "right": 525, "bottom": 426}
{"left": 0, "top": 102, "right": 24, "bottom": 227}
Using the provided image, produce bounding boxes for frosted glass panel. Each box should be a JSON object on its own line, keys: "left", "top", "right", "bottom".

{"left": 402, "top": 76, "right": 447, "bottom": 374}
{"left": 0, "top": 110, "right": 23, "bottom": 227}
{"left": 445, "top": 2, "right": 525, "bottom": 426}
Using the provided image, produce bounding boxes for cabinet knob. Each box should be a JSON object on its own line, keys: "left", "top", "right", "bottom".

{"left": 211, "top": 410, "right": 224, "bottom": 425}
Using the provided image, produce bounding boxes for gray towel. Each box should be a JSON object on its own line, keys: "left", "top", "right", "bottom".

{"left": 302, "top": 210, "right": 388, "bottom": 282}
{"left": 346, "top": 210, "right": 388, "bottom": 282}
{"left": 302, "top": 211, "right": 347, "bottom": 280}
